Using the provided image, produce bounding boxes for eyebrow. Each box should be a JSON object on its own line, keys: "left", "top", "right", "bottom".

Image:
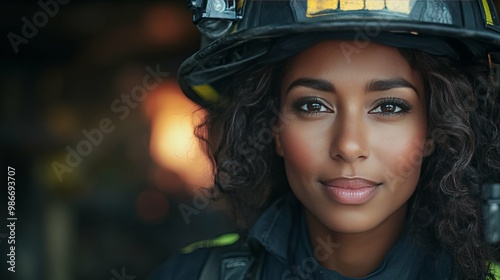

{"left": 286, "top": 78, "right": 335, "bottom": 94}
{"left": 286, "top": 77, "right": 419, "bottom": 96}
{"left": 366, "top": 78, "right": 419, "bottom": 96}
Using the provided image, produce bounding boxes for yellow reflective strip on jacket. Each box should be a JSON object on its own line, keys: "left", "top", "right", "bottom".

{"left": 492, "top": 262, "right": 500, "bottom": 279}
{"left": 192, "top": 84, "right": 220, "bottom": 103}
{"left": 181, "top": 233, "right": 240, "bottom": 254}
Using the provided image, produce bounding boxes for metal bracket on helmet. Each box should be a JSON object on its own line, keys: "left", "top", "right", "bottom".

{"left": 187, "top": 0, "right": 244, "bottom": 42}
{"left": 187, "top": 0, "right": 243, "bottom": 23}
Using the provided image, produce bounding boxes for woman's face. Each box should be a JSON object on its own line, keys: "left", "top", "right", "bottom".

{"left": 274, "top": 41, "right": 430, "bottom": 234}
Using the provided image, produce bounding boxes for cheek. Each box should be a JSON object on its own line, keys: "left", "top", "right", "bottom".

{"left": 278, "top": 125, "right": 328, "bottom": 178}
{"left": 280, "top": 132, "right": 313, "bottom": 171}
{"left": 373, "top": 124, "right": 427, "bottom": 185}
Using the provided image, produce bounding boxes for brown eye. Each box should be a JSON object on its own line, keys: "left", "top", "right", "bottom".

{"left": 381, "top": 104, "right": 396, "bottom": 113}
{"left": 372, "top": 103, "right": 401, "bottom": 114}
{"left": 299, "top": 101, "right": 329, "bottom": 113}
{"left": 369, "top": 98, "right": 411, "bottom": 116}
{"left": 292, "top": 97, "right": 332, "bottom": 115}
{"left": 306, "top": 103, "right": 323, "bottom": 111}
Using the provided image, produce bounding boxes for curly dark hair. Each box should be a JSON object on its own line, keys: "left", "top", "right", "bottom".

{"left": 195, "top": 46, "right": 500, "bottom": 279}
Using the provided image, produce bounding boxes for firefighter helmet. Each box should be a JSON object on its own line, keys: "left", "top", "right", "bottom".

{"left": 179, "top": 0, "right": 500, "bottom": 107}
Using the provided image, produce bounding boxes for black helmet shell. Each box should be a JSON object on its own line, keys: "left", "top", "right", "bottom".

{"left": 179, "top": 0, "right": 500, "bottom": 107}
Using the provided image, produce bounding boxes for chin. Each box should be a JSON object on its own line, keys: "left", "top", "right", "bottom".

{"left": 322, "top": 215, "right": 383, "bottom": 234}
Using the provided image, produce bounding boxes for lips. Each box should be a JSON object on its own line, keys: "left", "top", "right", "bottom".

{"left": 322, "top": 178, "right": 380, "bottom": 189}
{"left": 322, "top": 177, "right": 381, "bottom": 204}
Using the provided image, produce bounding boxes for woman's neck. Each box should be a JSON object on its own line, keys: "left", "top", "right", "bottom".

{"left": 306, "top": 204, "right": 407, "bottom": 278}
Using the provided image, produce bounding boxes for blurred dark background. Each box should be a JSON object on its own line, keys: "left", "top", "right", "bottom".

{"left": 0, "top": 1, "right": 232, "bottom": 279}
{"left": 1, "top": 1, "right": 500, "bottom": 280}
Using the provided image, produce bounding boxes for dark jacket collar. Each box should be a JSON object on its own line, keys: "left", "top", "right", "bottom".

{"left": 248, "top": 193, "right": 300, "bottom": 264}
{"left": 247, "top": 193, "right": 452, "bottom": 279}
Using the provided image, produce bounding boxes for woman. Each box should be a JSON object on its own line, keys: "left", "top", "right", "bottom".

{"left": 150, "top": 1, "right": 500, "bottom": 279}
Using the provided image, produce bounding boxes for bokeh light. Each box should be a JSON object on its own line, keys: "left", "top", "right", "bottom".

{"left": 146, "top": 79, "right": 212, "bottom": 191}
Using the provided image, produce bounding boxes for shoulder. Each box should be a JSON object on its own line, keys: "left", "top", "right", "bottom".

{"left": 147, "top": 233, "right": 240, "bottom": 280}
{"left": 148, "top": 247, "right": 211, "bottom": 280}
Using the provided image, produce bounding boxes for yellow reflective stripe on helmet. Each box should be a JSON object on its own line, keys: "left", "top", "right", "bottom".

{"left": 237, "top": 0, "right": 245, "bottom": 10}
{"left": 340, "top": 0, "right": 364, "bottom": 10}
{"left": 364, "top": 0, "right": 386, "bottom": 10}
{"left": 482, "top": 0, "right": 494, "bottom": 26}
{"left": 192, "top": 84, "right": 220, "bottom": 103}
{"left": 306, "top": 0, "right": 411, "bottom": 17}
{"left": 181, "top": 233, "right": 240, "bottom": 254}
{"left": 307, "top": 0, "right": 338, "bottom": 16}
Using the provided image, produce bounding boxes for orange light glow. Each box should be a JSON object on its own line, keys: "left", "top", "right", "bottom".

{"left": 146, "top": 80, "right": 212, "bottom": 190}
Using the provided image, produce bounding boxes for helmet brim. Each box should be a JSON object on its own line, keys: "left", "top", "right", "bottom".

{"left": 179, "top": 20, "right": 500, "bottom": 107}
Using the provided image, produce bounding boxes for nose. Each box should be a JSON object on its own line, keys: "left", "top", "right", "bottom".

{"left": 330, "top": 112, "right": 369, "bottom": 162}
